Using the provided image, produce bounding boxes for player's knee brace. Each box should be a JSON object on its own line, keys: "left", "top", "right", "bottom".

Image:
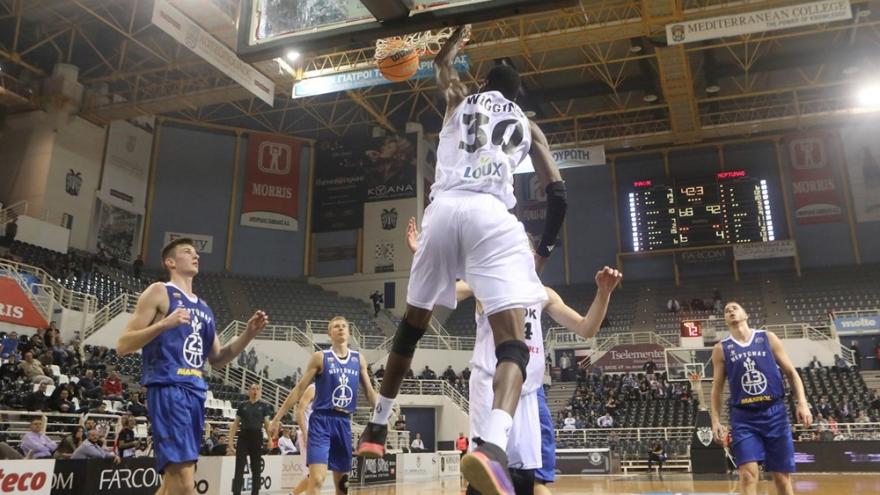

{"left": 495, "top": 339, "right": 530, "bottom": 382}
{"left": 337, "top": 474, "right": 349, "bottom": 494}
{"left": 391, "top": 318, "right": 427, "bottom": 358}
{"left": 510, "top": 468, "right": 536, "bottom": 495}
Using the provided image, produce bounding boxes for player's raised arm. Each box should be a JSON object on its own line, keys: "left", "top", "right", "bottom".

{"left": 768, "top": 332, "right": 813, "bottom": 427}
{"left": 270, "top": 351, "right": 323, "bottom": 436}
{"left": 543, "top": 267, "right": 622, "bottom": 339}
{"left": 117, "top": 282, "right": 182, "bottom": 356}
{"left": 207, "top": 310, "right": 268, "bottom": 367}
{"left": 434, "top": 25, "right": 470, "bottom": 122}
{"left": 528, "top": 121, "right": 566, "bottom": 260}
{"left": 710, "top": 343, "right": 729, "bottom": 442}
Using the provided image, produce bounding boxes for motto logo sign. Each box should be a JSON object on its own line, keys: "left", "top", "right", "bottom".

{"left": 0, "top": 460, "right": 53, "bottom": 495}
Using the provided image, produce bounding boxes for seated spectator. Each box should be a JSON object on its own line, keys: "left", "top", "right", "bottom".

{"left": 71, "top": 429, "right": 121, "bottom": 462}
{"left": 84, "top": 348, "right": 106, "bottom": 371}
{"left": 278, "top": 428, "right": 297, "bottom": 455}
{"left": 419, "top": 365, "right": 436, "bottom": 380}
{"left": 50, "top": 334, "right": 69, "bottom": 368}
{"left": 410, "top": 432, "right": 426, "bottom": 452}
{"left": 0, "top": 331, "right": 19, "bottom": 358}
{"left": 828, "top": 415, "right": 840, "bottom": 435}
{"left": 78, "top": 369, "right": 103, "bottom": 399}
{"left": 54, "top": 426, "right": 84, "bottom": 459}
{"left": 83, "top": 418, "right": 97, "bottom": 436}
{"left": 666, "top": 298, "right": 680, "bottom": 313}
{"left": 101, "top": 371, "right": 124, "bottom": 401}
{"left": 405, "top": 369, "right": 415, "bottom": 379}
{"left": 20, "top": 418, "right": 57, "bottom": 458}
{"left": 648, "top": 442, "right": 667, "bottom": 473}
{"left": 374, "top": 365, "right": 385, "bottom": 379}
{"left": 25, "top": 382, "right": 51, "bottom": 411}
{"left": 833, "top": 354, "right": 848, "bottom": 369}
{"left": 50, "top": 388, "right": 76, "bottom": 413}
{"left": 19, "top": 351, "right": 54, "bottom": 385}
{"left": 126, "top": 391, "right": 147, "bottom": 416}
{"left": 856, "top": 410, "right": 871, "bottom": 423}
{"left": 394, "top": 415, "right": 406, "bottom": 431}
{"left": 461, "top": 367, "right": 470, "bottom": 381}
{"left": 562, "top": 414, "right": 576, "bottom": 431}
{"left": 210, "top": 434, "right": 229, "bottom": 456}
{"left": 0, "top": 353, "right": 23, "bottom": 382}
{"left": 597, "top": 412, "right": 614, "bottom": 428}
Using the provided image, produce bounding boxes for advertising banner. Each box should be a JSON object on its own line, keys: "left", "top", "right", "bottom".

{"left": 358, "top": 454, "right": 397, "bottom": 485}
{"left": 312, "top": 140, "right": 365, "bottom": 232}
{"left": 163, "top": 232, "right": 214, "bottom": 254}
{"left": 515, "top": 145, "right": 606, "bottom": 174}
{"left": 675, "top": 248, "right": 731, "bottom": 265}
{"left": 666, "top": 0, "right": 852, "bottom": 45}
{"left": 279, "top": 454, "right": 307, "bottom": 489}
{"left": 95, "top": 200, "right": 140, "bottom": 263}
{"left": 732, "top": 240, "right": 797, "bottom": 260}
{"left": 0, "top": 459, "right": 54, "bottom": 495}
{"left": 555, "top": 449, "right": 611, "bottom": 475}
{"left": 785, "top": 133, "right": 843, "bottom": 224}
{"left": 398, "top": 453, "right": 439, "bottom": 482}
{"left": 795, "top": 441, "right": 880, "bottom": 472}
{"left": 840, "top": 125, "right": 880, "bottom": 222}
{"left": 364, "top": 133, "right": 418, "bottom": 203}
{"left": 591, "top": 344, "right": 666, "bottom": 373}
{"left": 834, "top": 315, "right": 880, "bottom": 335}
{"left": 438, "top": 452, "right": 461, "bottom": 478}
{"left": 0, "top": 277, "right": 49, "bottom": 328}
{"left": 362, "top": 198, "right": 417, "bottom": 274}
{"left": 241, "top": 133, "right": 303, "bottom": 231}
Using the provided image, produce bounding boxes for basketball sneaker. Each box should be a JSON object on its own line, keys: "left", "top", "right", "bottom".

{"left": 355, "top": 422, "right": 387, "bottom": 458}
{"left": 461, "top": 438, "right": 515, "bottom": 495}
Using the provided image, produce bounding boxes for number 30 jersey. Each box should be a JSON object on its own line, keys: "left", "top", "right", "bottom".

{"left": 470, "top": 300, "right": 546, "bottom": 395}
{"left": 433, "top": 90, "right": 532, "bottom": 209}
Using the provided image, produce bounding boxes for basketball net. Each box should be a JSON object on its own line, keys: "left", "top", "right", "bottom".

{"left": 375, "top": 24, "right": 471, "bottom": 61}
{"left": 689, "top": 371, "right": 707, "bottom": 411}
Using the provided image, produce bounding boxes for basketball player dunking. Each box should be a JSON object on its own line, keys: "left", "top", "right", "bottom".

{"left": 406, "top": 218, "right": 621, "bottom": 495}
{"left": 117, "top": 238, "right": 268, "bottom": 495}
{"left": 710, "top": 302, "right": 813, "bottom": 495}
{"left": 270, "top": 317, "right": 378, "bottom": 495}
{"left": 357, "top": 25, "right": 566, "bottom": 495}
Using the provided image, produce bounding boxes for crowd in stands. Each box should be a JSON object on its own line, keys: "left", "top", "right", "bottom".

{"left": 667, "top": 288, "right": 724, "bottom": 314}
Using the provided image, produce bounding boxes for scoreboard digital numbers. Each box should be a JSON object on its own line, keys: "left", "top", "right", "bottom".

{"left": 628, "top": 170, "right": 775, "bottom": 251}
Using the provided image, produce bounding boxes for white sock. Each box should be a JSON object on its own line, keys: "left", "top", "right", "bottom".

{"left": 371, "top": 395, "right": 395, "bottom": 425}
{"left": 482, "top": 409, "right": 513, "bottom": 450}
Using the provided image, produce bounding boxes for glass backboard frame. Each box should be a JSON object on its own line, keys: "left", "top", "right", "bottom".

{"left": 234, "top": 0, "right": 578, "bottom": 62}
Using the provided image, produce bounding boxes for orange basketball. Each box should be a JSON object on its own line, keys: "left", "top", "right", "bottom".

{"left": 378, "top": 49, "right": 419, "bottom": 82}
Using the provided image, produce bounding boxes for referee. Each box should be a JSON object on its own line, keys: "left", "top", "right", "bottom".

{"left": 230, "top": 383, "right": 273, "bottom": 495}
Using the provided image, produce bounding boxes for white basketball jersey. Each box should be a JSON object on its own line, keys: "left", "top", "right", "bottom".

{"left": 470, "top": 300, "right": 546, "bottom": 395}
{"left": 433, "top": 91, "right": 532, "bottom": 209}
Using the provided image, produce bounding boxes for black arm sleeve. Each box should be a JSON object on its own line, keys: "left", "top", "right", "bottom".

{"left": 537, "top": 181, "right": 567, "bottom": 257}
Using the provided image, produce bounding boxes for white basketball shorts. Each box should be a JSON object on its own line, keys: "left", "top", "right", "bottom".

{"left": 468, "top": 367, "right": 542, "bottom": 469}
{"left": 406, "top": 190, "right": 547, "bottom": 315}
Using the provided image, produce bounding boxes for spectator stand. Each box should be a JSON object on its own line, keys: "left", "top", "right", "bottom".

{"left": 554, "top": 426, "right": 693, "bottom": 473}
{"left": 0, "top": 410, "right": 149, "bottom": 452}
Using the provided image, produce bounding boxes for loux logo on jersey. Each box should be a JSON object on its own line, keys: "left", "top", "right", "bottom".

{"left": 463, "top": 156, "right": 503, "bottom": 180}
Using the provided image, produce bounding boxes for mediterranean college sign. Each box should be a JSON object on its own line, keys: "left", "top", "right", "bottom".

{"left": 666, "top": 0, "right": 852, "bottom": 45}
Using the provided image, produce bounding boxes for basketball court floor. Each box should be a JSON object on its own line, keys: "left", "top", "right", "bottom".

{"left": 259, "top": 473, "right": 880, "bottom": 495}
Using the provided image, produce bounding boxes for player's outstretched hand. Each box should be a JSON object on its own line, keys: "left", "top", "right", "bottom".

{"left": 797, "top": 403, "right": 813, "bottom": 428}
{"left": 247, "top": 310, "right": 269, "bottom": 334}
{"left": 406, "top": 217, "right": 419, "bottom": 254}
{"left": 595, "top": 266, "right": 623, "bottom": 294}
{"left": 160, "top": 307, "right": 190, "bottom": 330}
{"left": 712, "top": 422, "right": 728, "bottom": 446}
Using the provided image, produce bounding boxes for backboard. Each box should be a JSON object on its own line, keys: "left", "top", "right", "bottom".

{"left": 664, "top": 347, "right": 715, "bottom": 382}
{"left": 235, "top": 0, "right": 579, "bottom": 62}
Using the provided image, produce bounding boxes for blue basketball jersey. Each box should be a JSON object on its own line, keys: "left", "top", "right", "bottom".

{"left": 722, "top": 329, "right": 785, "bottom": 410}
{"left": 313, "top": 349, "right": 360, "bottom": 414}
{"left": 141, "top": 283, "right": 216, "bottom": 392}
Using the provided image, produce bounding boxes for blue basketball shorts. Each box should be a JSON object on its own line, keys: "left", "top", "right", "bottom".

{"left": 730, "top": 401, "right": 795, "bottom": 473}
{"left": 147, "top": 384, "right": 206, "bottom": 474}
{"left": 535, "top": 387, "right": 557, "bottom": 483}
{"left": 307, "top": 410, "right": 353, "bottom": 473}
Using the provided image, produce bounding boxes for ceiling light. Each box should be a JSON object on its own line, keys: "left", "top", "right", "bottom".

{"left": 856, "top": 83, "right": 880, "bottom": 108}
{"left": 643, "top": 93, "right": 658, "bottom": 103}
{"left": 630, "top": 44, "right": 643, "bottom": 53}
{"left": 843, "top": 65, "right": 861, "bottom": 76}
{"left": 524, "top": 110, "right": 536, "bottom": 118}
{"left": 286, "top": 50, "right": 300, "bottom": 62}
{"left": 705, "top": 84, "right": 720, "bottom": 94}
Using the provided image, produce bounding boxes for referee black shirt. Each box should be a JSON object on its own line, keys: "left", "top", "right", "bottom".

{"left": 236, "top": 400, "right": 273, "bottom": 431}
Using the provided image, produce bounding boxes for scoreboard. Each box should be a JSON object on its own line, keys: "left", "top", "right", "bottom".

{"left": 627, "top": 170, "right": 775, "bottom": 252}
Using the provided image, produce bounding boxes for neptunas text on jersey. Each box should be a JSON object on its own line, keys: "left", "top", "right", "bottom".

{"left": 327, "top": 366, "right": 358, "bottom": 377}
{"left": 728, "top": 349, "right": 768, "bottom": 363}
{"left": 466, "top": 93, "right": 525, "bottom": 118}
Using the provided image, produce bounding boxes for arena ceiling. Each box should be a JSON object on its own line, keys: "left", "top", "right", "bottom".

{"left": 1, "top": 0, "right": 880, "bottom": 150}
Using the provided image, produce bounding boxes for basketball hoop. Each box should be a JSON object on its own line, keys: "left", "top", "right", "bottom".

{"left": 374, "top": 24, "right": 471, "bottom": 61}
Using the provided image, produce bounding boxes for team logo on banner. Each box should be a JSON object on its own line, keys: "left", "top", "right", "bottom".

{"left": 785, "top": 133, "right": 843, "bottom": 224}
{"left": 380, "top": 208, "right": 398, "bottom": 230}
{"left": 65, "top": 169, "right": 83, "bottom": 196}
{"left": 670, "top": 24, "right": 685, "bottom": 43}
{"left": 697, "top": 427, "right": 714, "bottom": 447}
{"left": 241, "top": 133, "right": 303, "bottom": 231}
